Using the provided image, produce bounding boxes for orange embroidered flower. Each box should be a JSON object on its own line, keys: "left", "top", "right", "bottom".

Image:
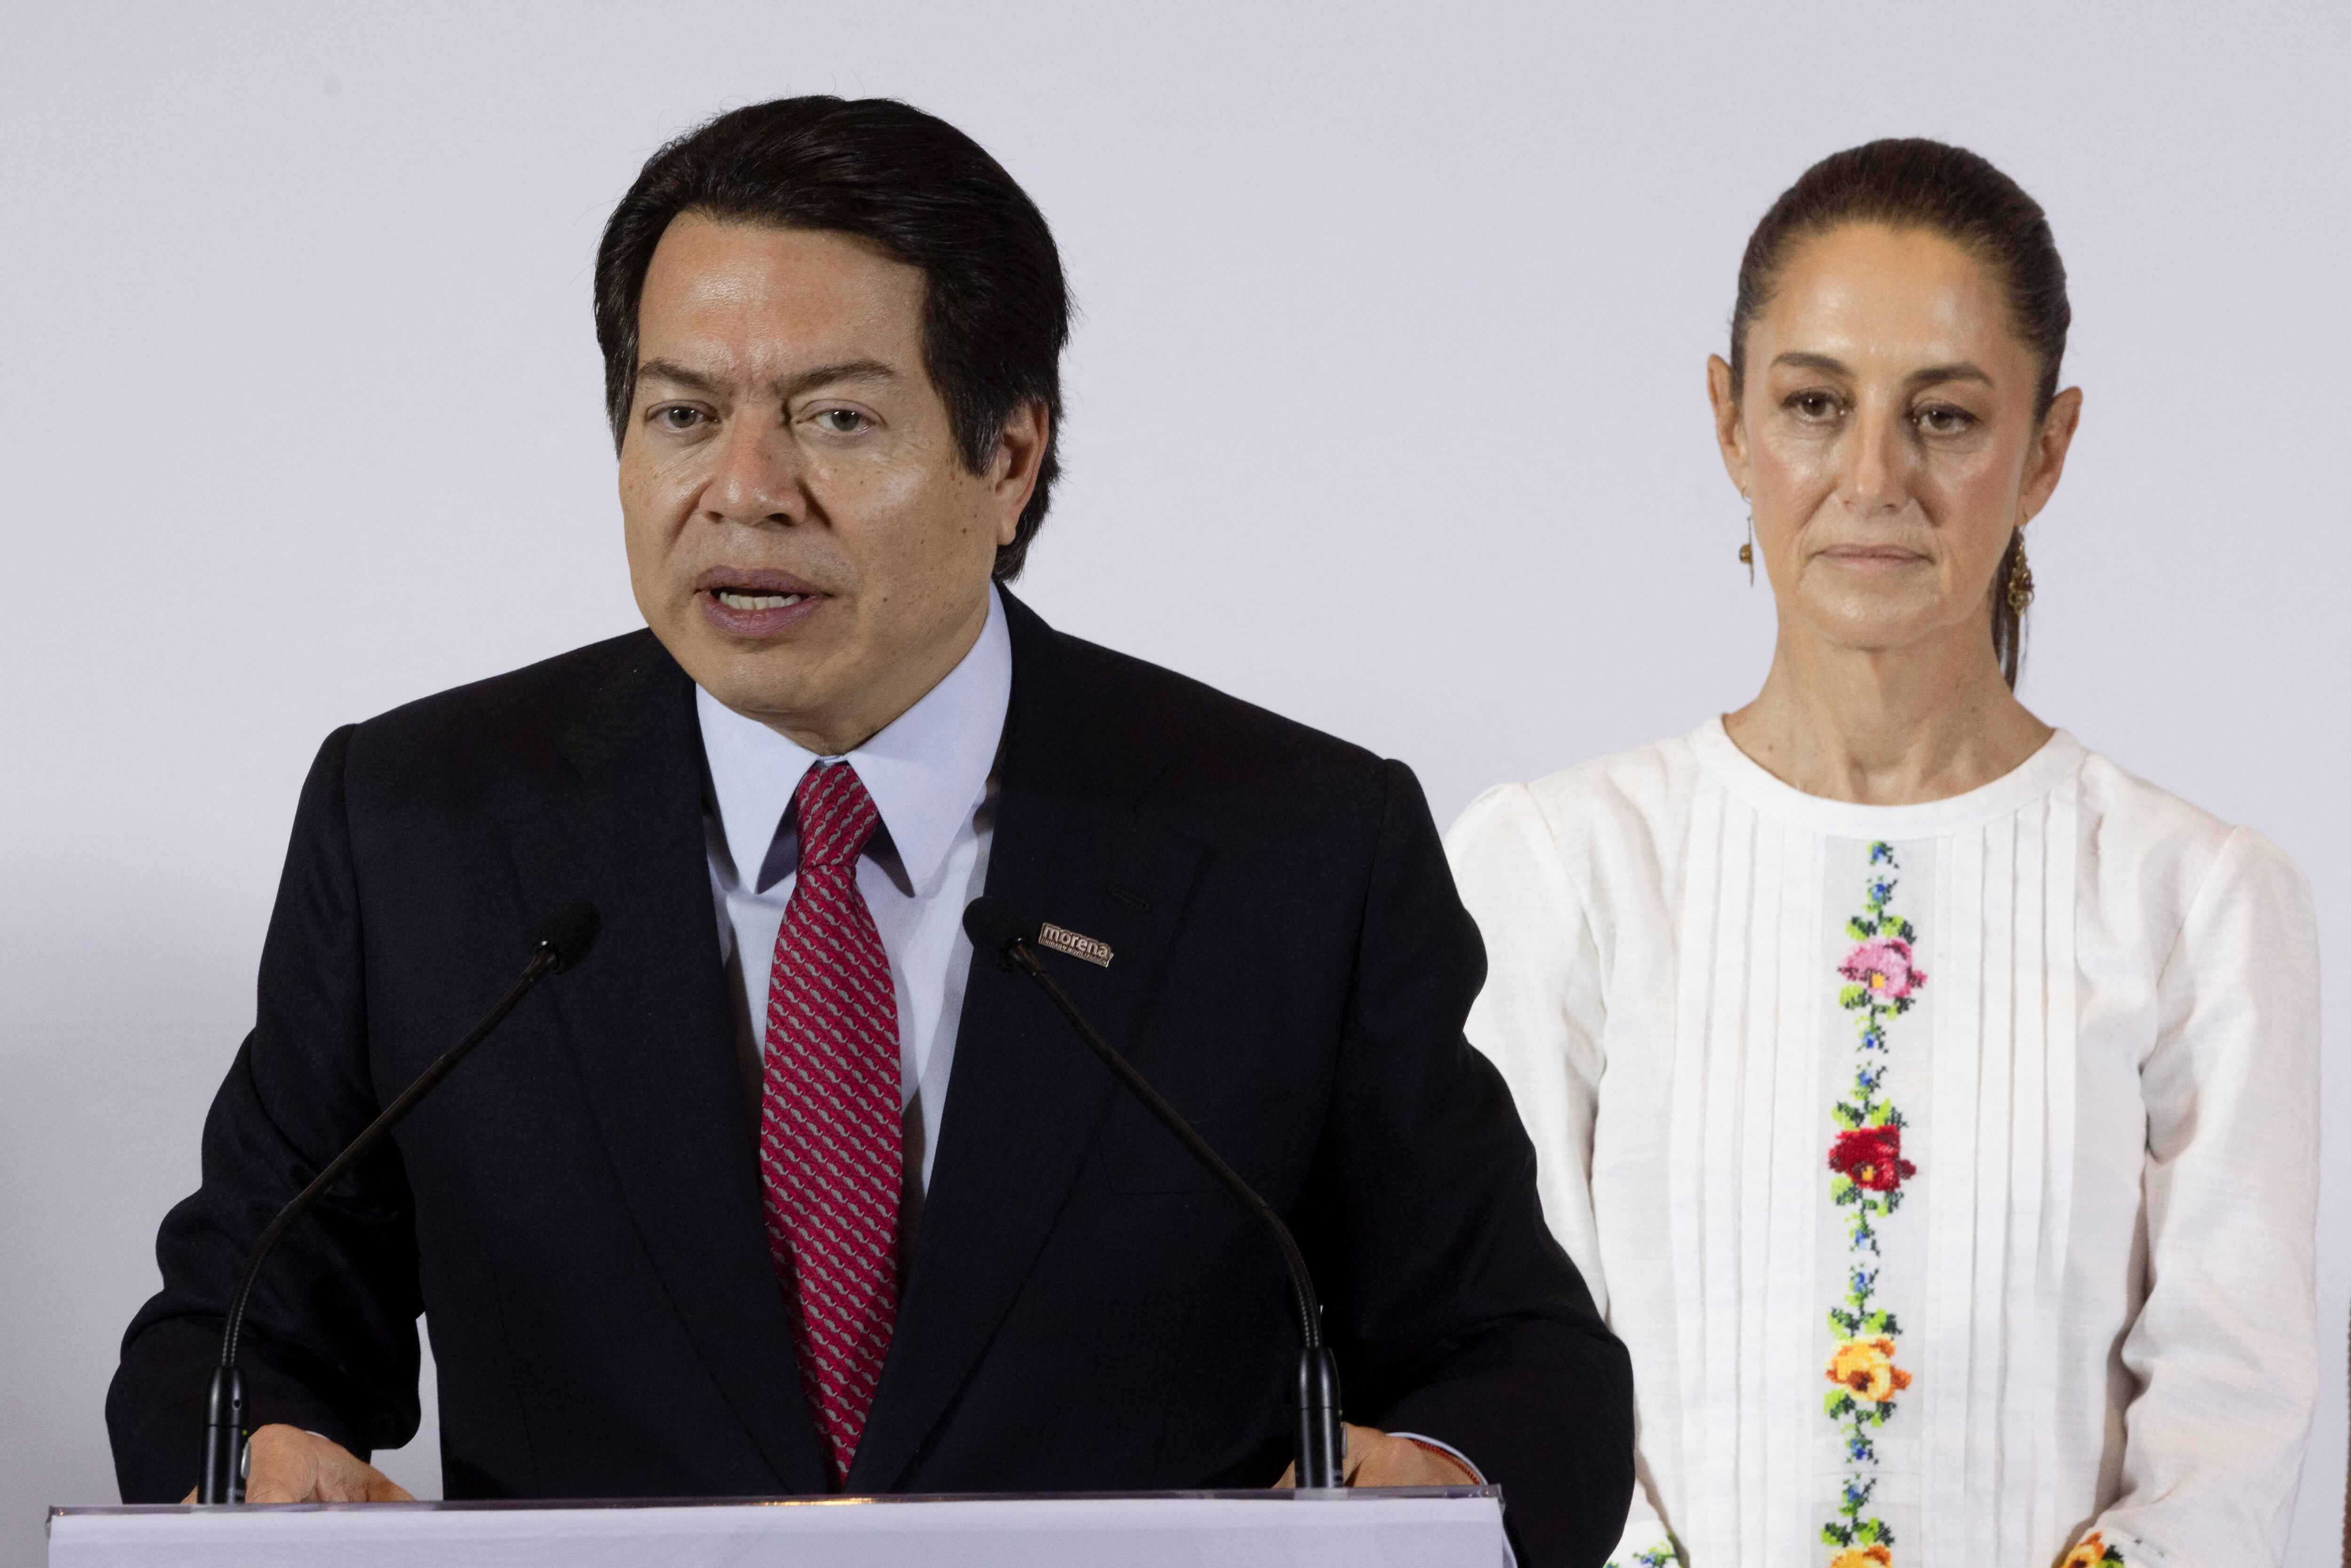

{"left": 2058, "top": 1533, "right": 2122, "bottom": 1568}
{"left": 1829, "top": 1547, "right": 1893, "bottom": 1568}
{"left": 1826, "top": 1336, "right": 1913, "bottom": 1403}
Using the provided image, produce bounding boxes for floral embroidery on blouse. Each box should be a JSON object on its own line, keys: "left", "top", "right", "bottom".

{"left": 1828, "top": 1548, "right": 1893, "bottom": 1568}
{"left": 1822, "top": 842, "right": 1923, "bottom": 1561}
{"left": 2056, "top": 1533, "right": 2126, "bottom": 1568}
{"left": 1605, "top": 1544, "right": 1679, "bottom": 1568}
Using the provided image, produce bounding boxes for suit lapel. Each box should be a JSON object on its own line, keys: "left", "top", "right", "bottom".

{"left": 502, "top": 633, "right": 832, "bottom": 1496}
{"left": 848, "top": 596, "right": 1204, "bottom": 1492}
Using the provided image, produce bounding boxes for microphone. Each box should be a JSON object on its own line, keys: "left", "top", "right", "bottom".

{"left": 197, "top": 902, "right": 602, "bottom": 1504}
{"left": 961, "top": 896, "right": 1346, "bottom": 1489}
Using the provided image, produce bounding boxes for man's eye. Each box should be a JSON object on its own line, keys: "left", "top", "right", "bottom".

{"left": 813, "top": 408, "right": 870, "bottom": 433}
{"left": 653, "top": 406, "right": 705, "bottom": 431}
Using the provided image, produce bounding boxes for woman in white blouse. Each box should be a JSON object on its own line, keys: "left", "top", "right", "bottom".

{"left": 1446, "top": 140, "right": 2319, "bottom": 1568}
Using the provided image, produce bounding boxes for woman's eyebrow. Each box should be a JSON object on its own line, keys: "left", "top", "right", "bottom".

{"left": 1906, "top": 362, "right": 1992, "bottom": 388}
{"left": 1768, "top": 351, "right": 1994, "bottom": 389}
{"left": 1771, "top": 350, "right": 1851, "bottom": 375}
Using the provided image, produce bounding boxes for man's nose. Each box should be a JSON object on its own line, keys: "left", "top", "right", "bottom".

{"left": 1838, "top": 401, "right": 1914, "bottom": 516}
{"left": 701, "top": 416, "right": 803, "bottom": 527}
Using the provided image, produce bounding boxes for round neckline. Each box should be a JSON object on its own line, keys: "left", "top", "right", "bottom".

{"left": 1686, "top": 714, "right": 2087, "bottom": 838}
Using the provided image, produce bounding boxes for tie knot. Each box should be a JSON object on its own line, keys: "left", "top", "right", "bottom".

{"left": 794, "top": 762, "right": 880, "bottom": 873}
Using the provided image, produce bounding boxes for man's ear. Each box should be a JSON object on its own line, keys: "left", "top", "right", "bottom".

{"left": 989, "top": 399, "right": 1051, "bottom": 548}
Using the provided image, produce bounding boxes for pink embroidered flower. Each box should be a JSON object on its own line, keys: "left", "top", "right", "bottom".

{"left": 1841, "top": 937, "right": 1924, "bottom": 999}
{"left": 1829, "top": 1125, "right": 1916, "bottom": 1192}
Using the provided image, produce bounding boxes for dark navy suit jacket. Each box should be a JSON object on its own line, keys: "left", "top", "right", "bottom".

{"left": 109, "top": 592, "right": 1634, "bottom": 1565}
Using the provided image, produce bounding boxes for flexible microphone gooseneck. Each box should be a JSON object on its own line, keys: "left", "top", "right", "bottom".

{"left": 197, "top": 902, "right": 602, "bottom": 1505}
{"left": 960, "top": 897, "right": 1346, "bottom": 1490}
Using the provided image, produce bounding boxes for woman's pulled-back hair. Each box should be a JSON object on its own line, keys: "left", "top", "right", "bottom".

{"left": 1728, "top": 139, "right": 2070, "bottom": 689}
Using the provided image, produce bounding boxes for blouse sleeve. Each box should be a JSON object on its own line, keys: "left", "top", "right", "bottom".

{"left": 2088, "top": 826, "right": 2321, "bottom": 1567}
{"left": 1446, "top": 784, "right": 1673, "bottom": 1566}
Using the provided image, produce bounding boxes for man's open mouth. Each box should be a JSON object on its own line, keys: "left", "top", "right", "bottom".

{"left": 711, "top": 590, "right": 808, "bottom": 610}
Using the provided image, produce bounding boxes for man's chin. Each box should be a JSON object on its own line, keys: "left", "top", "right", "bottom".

{"left": 704, "top": 666, "right": 840, "bottom": 732}
{"left": 652, "top": 625, "right": 838, "bottom": 729}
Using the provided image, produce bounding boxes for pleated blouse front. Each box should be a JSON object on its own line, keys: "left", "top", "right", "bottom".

{"left": 1445, "top": 720, "right": 2319, "bottom": 1568}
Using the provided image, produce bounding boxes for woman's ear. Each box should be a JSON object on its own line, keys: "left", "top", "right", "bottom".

{"left": 2019, "top": 386, "right": 2083, "bottom": 526}
{"left": 1708, "top": 354, "right": 1751, "bottom": 498}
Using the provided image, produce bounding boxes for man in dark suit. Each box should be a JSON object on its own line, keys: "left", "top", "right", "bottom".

{"left": 108, "top": 96, "right": 1633, "bottom": 1565}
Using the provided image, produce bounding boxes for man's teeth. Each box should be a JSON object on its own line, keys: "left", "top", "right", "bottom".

{"left": 714, "top": 590, "right": 806, "bottom": 611}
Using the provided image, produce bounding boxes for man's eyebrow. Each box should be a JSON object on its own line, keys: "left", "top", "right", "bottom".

{"left": 773, "top": 359, "right": 899, "bottom": 400}
{"left": 634, "top": 358, "right": 726, "bottom": 396}
{"left": 631, "top": 357, "right": 901, "bottom": 401}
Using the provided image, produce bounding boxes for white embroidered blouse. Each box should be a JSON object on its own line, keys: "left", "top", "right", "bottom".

{"left": 1444, "top": 719, "right": 2319, "bottom": 1568}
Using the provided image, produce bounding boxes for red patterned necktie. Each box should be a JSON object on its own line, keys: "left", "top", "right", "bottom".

{"left": 758, "top": 761, "right": 901, "bottom": 1487}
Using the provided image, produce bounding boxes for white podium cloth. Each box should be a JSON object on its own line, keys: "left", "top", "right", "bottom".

{"left": 50, "top": 1489, "right": 1506, "bottom": 1567}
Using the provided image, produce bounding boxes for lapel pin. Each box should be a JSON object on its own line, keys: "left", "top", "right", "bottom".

{"left": 1037, "top": 922, "right": 1113, "bottom": 969}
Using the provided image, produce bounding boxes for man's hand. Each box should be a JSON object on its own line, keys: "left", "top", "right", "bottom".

{"left": 1273, "top": 1423, "right": 1477, "bottom": 1488}
{"left": 180, "top": 1425, "right": 415, "bottom": 1505}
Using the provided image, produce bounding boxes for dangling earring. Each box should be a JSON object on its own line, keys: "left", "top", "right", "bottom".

{"left": 2005, "top": 531, "right": 2035, "bottom": 615}
{"left": 1738, "top": 510, "right": 1756, "bottom": 585}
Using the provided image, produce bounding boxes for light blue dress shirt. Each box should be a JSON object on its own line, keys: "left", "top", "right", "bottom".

{"left": 696, "top": 585, "right": 1010, "bottom": 1197}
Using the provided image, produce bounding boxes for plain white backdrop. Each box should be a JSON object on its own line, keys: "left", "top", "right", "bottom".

{"left": 2, "top": 3, "right": 2344, "bottom": 1563}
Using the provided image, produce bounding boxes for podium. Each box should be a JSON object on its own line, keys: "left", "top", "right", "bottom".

{"left": 49, "top": 1488, "right": 1507, "bottom": 1566}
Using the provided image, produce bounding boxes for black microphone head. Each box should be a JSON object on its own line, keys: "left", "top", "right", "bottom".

{"left": 534, "top": 901, "right": 602, "bottom": 974}
{"left": 961, "top": 896, "right": 1030, "bottom": 968}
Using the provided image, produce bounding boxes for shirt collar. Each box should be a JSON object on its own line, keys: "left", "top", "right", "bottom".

{"left": 695, "top": 585, "right": 1011, "bottom": 898}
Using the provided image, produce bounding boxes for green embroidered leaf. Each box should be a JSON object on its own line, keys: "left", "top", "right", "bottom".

{"left": 1838, "top": 984, "right": 1868, "bottom": 1009}
{"left": 1825, "top": 1390, "right": 1854, "bottom": 1416}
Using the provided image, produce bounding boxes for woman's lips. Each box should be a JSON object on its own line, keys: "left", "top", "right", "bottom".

{"left": 1819, "top": 546, "right": 1928, "bottom": 568}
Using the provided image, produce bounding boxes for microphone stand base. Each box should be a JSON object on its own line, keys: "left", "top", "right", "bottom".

{"left": 198, "top": 1363, "right": 246, "bottom": 1505}
{"left": 1294, "top": 1345, "right": 1345, "bottom": 1489}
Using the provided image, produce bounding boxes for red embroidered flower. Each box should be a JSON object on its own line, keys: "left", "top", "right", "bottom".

{"left": 1840, "top": 937, "right": 1923, "bottom": 1000}
{"left": 1829, "top": 1125, "right": 1916, "bottom": 1191}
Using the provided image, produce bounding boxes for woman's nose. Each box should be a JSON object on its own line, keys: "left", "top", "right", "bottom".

{"left": 1838, "top": 402, "right": 1913, "bottom": 515}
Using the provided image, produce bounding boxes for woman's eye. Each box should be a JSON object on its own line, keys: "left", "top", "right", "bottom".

{"left": 1789, "top": 392, "right": 1842, "bottom": 420}
{"left": 1914, "top": 405, "right": 1974, "bottom": 434}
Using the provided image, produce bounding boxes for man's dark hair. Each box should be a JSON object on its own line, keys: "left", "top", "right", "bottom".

{"left": 595, "top": 96, "right": 1069, "bottom": 581}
